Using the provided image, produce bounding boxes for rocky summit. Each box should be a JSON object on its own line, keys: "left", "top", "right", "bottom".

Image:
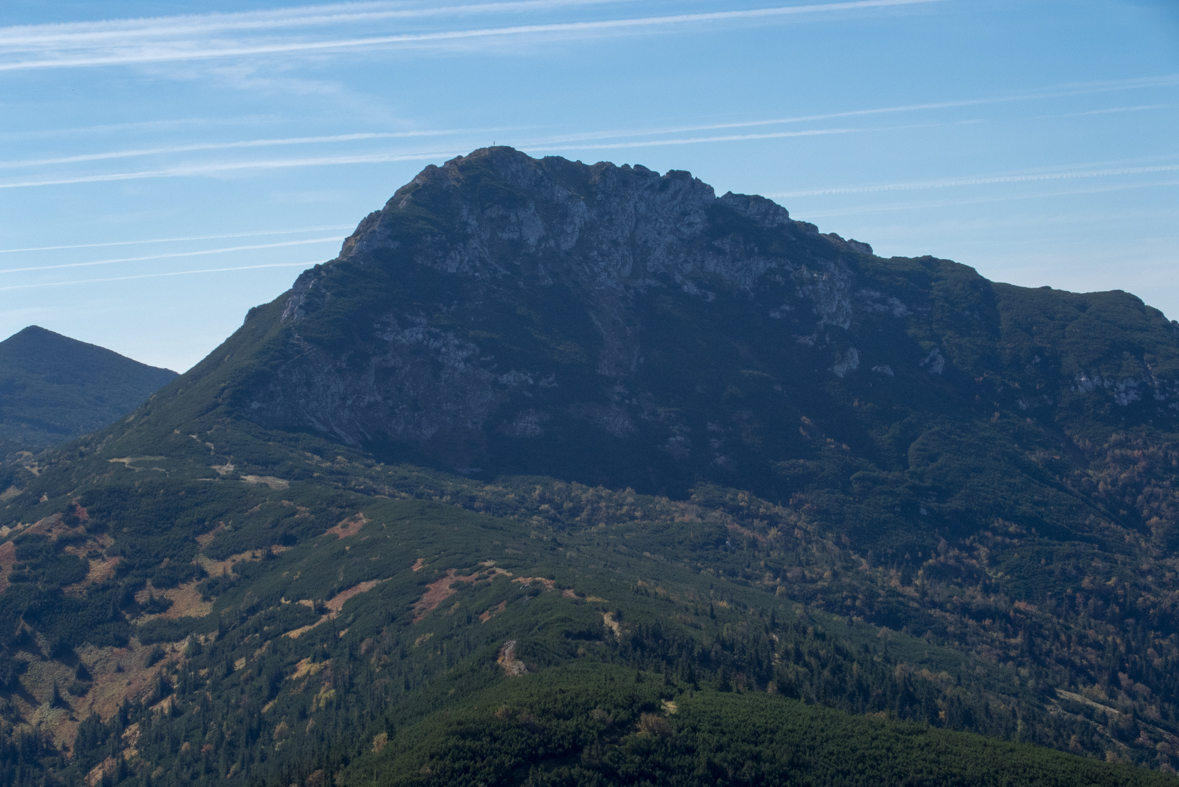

{"left": 196, "top": 146, "right": 1178, "bottom": 547}
{"left": 3, "top": 148, "right": 1179, "bottom": 786}
{"left": 246, "top": 148, "right": 849, "bottom": 472}
{"left": 254, "top": 147, "right": 880, "bottom": 475}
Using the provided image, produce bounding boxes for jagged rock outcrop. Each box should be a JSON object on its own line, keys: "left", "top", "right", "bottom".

{"left": 218, "top": 147, "right": 1179, "bottom": 503}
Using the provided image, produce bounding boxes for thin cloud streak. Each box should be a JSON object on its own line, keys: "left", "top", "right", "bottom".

{"left": 9, "top": 73, "right": 1174, "bottom": 176}
{"left": 531, "top": 77, "right": 1179, "bottom": 144}
{"left": 6, "top": 135, "right": 1176, "bottom": 195}
{"left": 0, "top": 0, "right": 945, "bottom": 71}
{"left": 0, "top": 0, "right": 639, "bottom": 46}
{"left": 770, "top": 164, "right": 1179, "bottom": 198}
{"left": 533, "top": 127, "right": 861, "bottom": 151}
{"left": 0, "top": 262, "right": 317, "bottom": 293}
{"left": 794, "top": 179, "right": 1179, "bottom": 219}
{"left": 0, "top": 226, "right": 353, "bottom": 255}
{"left": 0, "top": 128, "right": 520, "bottom": 169}
{"left": 0, "top": 150, "right": 457, "bottom": 189}
{"left": 0, "top": 123, "right": 874, "bottom": 189}
{"left": 0, "top": 125, "right": 867, "bottom": 189}
{"left": 1038, "top": 104, "right": 1167, "bottom": 119}
{"left": 530, "top": 120, "right": 973, "bottom": 151}
{"left": 0, "top": 237, "right": 339, "bottom": 274}
{"left": 1, "top": 125, "right": 1162, "bottom": 192}
{"left": 0, "top": 116, "right": 277, "bottom": 142}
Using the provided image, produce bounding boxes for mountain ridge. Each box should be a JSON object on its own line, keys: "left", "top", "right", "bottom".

{"left": 0, "top": 325, "right": 177, "bottom": 453}
{"left": 2, "top": 148, "right": 1179, "bottom": 783}
{"left": 151, "top": 146, "right": 1179, "bottom": 551}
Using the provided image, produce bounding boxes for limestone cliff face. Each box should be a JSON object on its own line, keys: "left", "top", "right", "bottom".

{"left": 232, "top": 147, "right": 1179, "bottom": 495}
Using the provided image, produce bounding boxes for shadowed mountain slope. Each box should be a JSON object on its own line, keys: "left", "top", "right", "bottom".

{"left": 2, "top": 149, "right": 1179, "bottom": 784}
{"left": 0, "top": 326, "right": 176, "bottom": 451}
{"left": 152, "top": 147, "right": 1179, "bottom": 553}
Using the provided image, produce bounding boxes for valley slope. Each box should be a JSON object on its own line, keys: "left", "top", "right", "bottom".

{"left": 1, "top": 147, "right": 1178, "bottom": 785}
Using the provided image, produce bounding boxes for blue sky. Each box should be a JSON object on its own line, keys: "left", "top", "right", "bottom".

{"left": 1, "top": 0, "right": 1176, "bottom": 371}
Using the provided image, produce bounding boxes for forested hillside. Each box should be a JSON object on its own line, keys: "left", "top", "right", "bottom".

{"left": 1, "top": 148, "right": 1179, "bottom": 785}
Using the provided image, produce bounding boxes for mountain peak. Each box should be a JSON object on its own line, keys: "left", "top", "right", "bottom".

{"left": 5, "top": 323, "right": 77, "bottom": 346}
{"left": 174, "top": 149, "right": 1179, "bottom": 503}
{"left": 6, "top": 151, "right": 1179, "bottom": 780}
{"left": 0, "top": 325, "right": 177, "bottom": 448}
{"left": 335, "top": 146, "right": 800, "bottom": 293}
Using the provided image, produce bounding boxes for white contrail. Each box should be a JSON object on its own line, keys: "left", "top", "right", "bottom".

{"left": 0, "top": 0, "right": 638, "bottom": 46}
{"left": 8, "top": 73, "right": 1172, "bottom": 177}
{"left": 0, "top": 150, "right": 457, "bottom": 189}
{"left": 8, "top": 123, "right": 848, "bottom": 172}
{"left": 0, "top": 225, "right": 354, "bottom": 254}
{"left": 1038, "top": 104, "right": 1167, "bottom": 119}
{"left": 532, "top": 120, "right": 976, "bottom": 152}
{"left": 0, "top": 115, "right": 277, "bottom": 142}
{"left": 534, "top": 127, "right": 861, "bottom": 151}
{"left": 2, "top": 131, "right": 1168, "bottom": 192}
{"left": 770, "top": 163, "right": 1179, "bottom": 198}
{"left": 0, "top": 237, "right": 340, "bottom": 274}
{"left": 0, "top": 128, "right": 519, "bottom": 169}
{"left": 0, "top": 0, "right": 945, "bottom": 71}
{"left": 526, "top": 78, "right": 1179, "bottom": 145}
{"left": 0, "top": 262, "right": 318, "bottom": 292}
{"left": 0, "top": 121, "right": 926, "bottom": 191}
{"left": 795, "top": 179, "right": 1179, "bottom": 219}
{"left": 0, "top": 125, "right": 866, "bottom": 188}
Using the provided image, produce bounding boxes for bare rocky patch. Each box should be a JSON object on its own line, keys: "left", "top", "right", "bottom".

{"left": 131, "top": 579, "right": 212, "bottom": 623}
{"left": 326, "top": 513, "right": 367, "bottom": 539}
{"left": 480, "top": 600, "right": 507, "bottom": 623}
{"left": 0, "top": 540, "right": 15, "bottom": 592}
{"left": 241, "top": 475, "right": 289, "bottom": 490}
{"left": 18, "top": 638, "right": 184, "bottom": 751}
{"left": 196, "top": 547, "right": 264, "bottom": 579}
{"left": 285, "top": 580, "right": 387, "bottom": 639}
{"left": 497, "top": 640, "right": 527, "bottom": 677}
{"left": 411, "top": 569, "right": 484, "bottom": 623}
{"left": 602, "top": 612, "right": 622, "bottom": 638}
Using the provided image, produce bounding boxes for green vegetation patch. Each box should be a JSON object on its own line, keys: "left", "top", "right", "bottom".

{"left": 347, "top": 665, "right": 1173, "bottom": 787}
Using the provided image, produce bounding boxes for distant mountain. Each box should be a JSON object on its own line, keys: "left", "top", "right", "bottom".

{"left": 0, "top": 325, "right": 176, "bottom": 451}
{"left": 2, "top": 149, "right": 1179, "bottom": 785}
{"left": 195, "top": 147, "right": 1179, "bottom": 552}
